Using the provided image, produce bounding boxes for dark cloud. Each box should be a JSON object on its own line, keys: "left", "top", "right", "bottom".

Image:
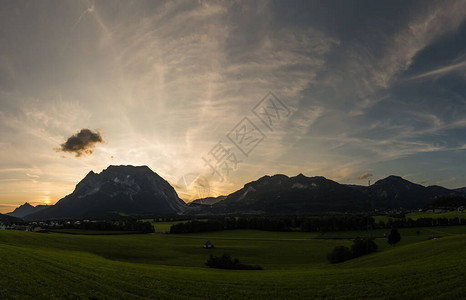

{"left": 56, "top": 129, "right": 103, "bottom": 157}
{"left": 357, "top": 173, "right": 373, "bottom": 180}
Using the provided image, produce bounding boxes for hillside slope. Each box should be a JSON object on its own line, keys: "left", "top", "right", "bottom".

{"left": 0, "top": 231, "right": 464, "bottom": 299}
{"left": 0, "top": 213, "right": 22, "bottom": 223}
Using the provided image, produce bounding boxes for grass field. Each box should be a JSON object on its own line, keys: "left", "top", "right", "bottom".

{"left": 406, "top": 211, "right": 465, "bottom": 220}
{"left": 373, "top": 211, "right": 465, "bottom": 224}
{"left": 151, "top": 219, "right": 209, "bottom": 233}
{"left": 0, "top": 227, "right": 465, "bottom": 299}
{"left": 152, "top": 221, "right": 186, "bottom": 233}
{"left": 48, "top": 229, "right": 143, "bottom": 235}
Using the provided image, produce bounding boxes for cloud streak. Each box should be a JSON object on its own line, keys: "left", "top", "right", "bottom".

{"left": 407, "top": 60, "right": 466, "bottom": 80}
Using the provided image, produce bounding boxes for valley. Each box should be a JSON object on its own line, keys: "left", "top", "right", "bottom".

{"left": 1, "top": 226, "right": 465, "bottom": 299}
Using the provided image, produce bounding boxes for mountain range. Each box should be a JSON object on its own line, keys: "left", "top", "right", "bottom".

{"left": 7, "top": 165, "right": 466, "bottom": 220}
{"left": 204, "top": 174, "right": 466, "bottom": 214}
{"left": 189, "top": 196, "right": 227, "bottom": 206}
{"left": 7, "top": 202, "right": 50, "bottom": 219}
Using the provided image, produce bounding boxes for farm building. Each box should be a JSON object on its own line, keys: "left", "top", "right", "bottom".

{"left": 33, "top": 226, "right": 47, "bottom": 233}
{"left": 203, "top": 241, "right": 214, "bottom": 249}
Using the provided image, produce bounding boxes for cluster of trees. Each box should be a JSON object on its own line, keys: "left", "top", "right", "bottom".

{"left": 170, "top": 215, "right": 374, "bottom": 233}
{"left": 382, "top": 217, "right": 466, "bottom": 228}
{"left": 327, "top": 227, "right": 402, "bottom": 264}
{"left": 169, "top": 214, "right": 466, "bottom": 234}
{"left": 327, "top": 238, "right": 378, "bottom": 264}
{"left": 205, "top": 254, "right": 262, "bottom": 270}
{"left": 56, "top": 220, "right": 154, "bottom": 233}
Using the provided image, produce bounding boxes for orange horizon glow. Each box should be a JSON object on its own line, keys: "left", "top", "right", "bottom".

{"left": 1, "top": 1, "right": 465, "bottom": 214}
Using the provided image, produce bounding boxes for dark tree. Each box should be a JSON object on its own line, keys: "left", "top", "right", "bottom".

{"left": 327, "top": 246, "right": 353, "bottom": 264}
{"left": 351, "top": 237, "right": 378, "bottom": 258}
{"left": 327, "top": 238, "right": 377, "bottom": 264}
{"left": 205, "top": 254, "right": 262, "bottom": 270}
{"left": 388, "top": 227, "right": 401, "bottom": 246}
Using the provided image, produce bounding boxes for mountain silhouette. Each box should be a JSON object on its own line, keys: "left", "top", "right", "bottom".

{"left": 7, "top": 202, "right": 49, "bottom": 219}
{"left": 25, "top": 165, "right": 186, "bottom": 220}
{"left": 204, "top": 174, "right": 465, "bottom": 214}
{"left": 17, "top": 168, "right": 466, "bottom": 220}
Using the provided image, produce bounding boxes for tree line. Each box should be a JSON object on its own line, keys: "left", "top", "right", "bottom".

{"left": 54, "top": 220, "right": 154, "bottom": 233}
{"left": 169, "top": 215, "right": 466, "bottom": 234}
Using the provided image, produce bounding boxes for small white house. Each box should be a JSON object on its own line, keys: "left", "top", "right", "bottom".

{"left": 203, "top": 241, "right": 214, "bottom": 249}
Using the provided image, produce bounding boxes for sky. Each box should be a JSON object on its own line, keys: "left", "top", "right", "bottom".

{"left": 1, "top": 0, "right": 466, "bottom": 212}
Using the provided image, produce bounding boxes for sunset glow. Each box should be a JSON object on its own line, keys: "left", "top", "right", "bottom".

{"left": 1, "top": 1, "right": 465, "bottom": 213}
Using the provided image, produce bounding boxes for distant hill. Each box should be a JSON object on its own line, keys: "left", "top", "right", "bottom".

{"left": 208, "top": 174, "right": 366, "bottom": 214}
{"left": 0, "top": 213, "right": 23, "bottom": 223}
{"left": 203, "top": 174, "right": 464, "bottom": 214}
{"left": 25, "top": 165, "right": 187, "bottom": 220}
{"left": 189, "top": 196, "right": 227, "bottom": 206}
{"left": 368, "top": 176, "right": 460, "bottom": 209}
{"left": 453, "top": 187, "right": 466, "bottom": 195}
{"left": 7, "top": 202, "right": 50, "bottom": 219}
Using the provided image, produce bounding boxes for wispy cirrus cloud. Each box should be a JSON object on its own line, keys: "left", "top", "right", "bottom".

{"left": 407, "top": 60, "right": 466, "bottom": 80}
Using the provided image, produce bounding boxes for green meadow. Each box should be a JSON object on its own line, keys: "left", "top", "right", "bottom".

{"left": 373, "top": 211, "right": 466, "bottom": 223}
{"left": 153, "top": 221, "right": 189, "bottom": 233}
{"left": 0, "top": 226, "right": 465, "bottom": 299}
{"left": 152, "top": 220, "right": 209, "bottom": 233}
{"left": 406, "top": 211, "right": 465, "bottom": 220}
